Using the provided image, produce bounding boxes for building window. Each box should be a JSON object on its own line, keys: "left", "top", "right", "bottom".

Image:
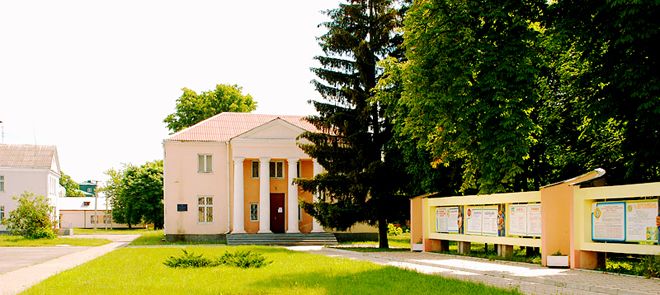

{"left": 198, "top": 154, "right": 212, "bottom": 173}
{"left": 296, "top": 161, "right": 301, "bottom": 178}
{"left": 250, "top": 203, "right": 258, "bottom": 221}
{"left": 251, "top": 161, "right": 259, "bottom": 178}
{"left": 198, "top": 196, "right": 213, "bottom": 223}
{"left": 90, "top": 215, "right": 97, "bottom": 224}
{"left": 0, "top": 175, "right": 4, "bottom": 192}
{"left": 103, "top": 215, "right": 112, "bottom": 224}
{"left": 298, "top": 205, "right": 301, "bottom": 221}
{"left": 0, "top": 206, "right": 5, "bottom": 222}
{"left": 269, "top": 161, "right": 284, "bottom": 178}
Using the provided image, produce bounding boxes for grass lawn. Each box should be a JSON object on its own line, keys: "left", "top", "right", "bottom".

{"left": 129, "top": 230, "right": 226, "bottom": 246}
{"left": 339, "top": 233, "right": 411, "bottom": 249}
{"left": 0, "top": 235, "right": 110, "bottom": 247}
{"left": 23, "top": 246, "right": 519, "bottom": 295}
{"left": 436, "top": 242, "right": 541, "bottom": 265}
{"left": 74, "top": 228, "right": 155, "bottom": 235}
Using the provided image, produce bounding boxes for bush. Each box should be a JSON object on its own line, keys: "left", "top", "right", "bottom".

{"left": 638, "top": 255, "right": 660, "bottom": 278}
{"left": 164, "top": 249, "right": 271, "bottom": 269}
{"left": 217, "top": 250, "right": 271, "bottom": 268}
{"left": 163, "top": 250, "right": 215, "bottom": 268}
{"left": 387, "top": 223, "right": 403, "bottom": 236}
{"left": 3, "top": 192, "right": 56, "bottom": 239}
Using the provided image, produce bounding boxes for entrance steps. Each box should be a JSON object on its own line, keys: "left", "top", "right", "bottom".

{"left": 226, "top": 232, "right": 338, "bottom": 246}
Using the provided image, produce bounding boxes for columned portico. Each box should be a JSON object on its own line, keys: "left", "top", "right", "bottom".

{"left": 258, "top": 157, "right": 271, "bottom": 233}
{"left": 286, "top": 158, "right": 300, "bottom": 233}
{"left": 312, "top": 160, "right": 324, "bottom": 232}
{"left": 232, "top": 157, "right": 245, "bottom": 233}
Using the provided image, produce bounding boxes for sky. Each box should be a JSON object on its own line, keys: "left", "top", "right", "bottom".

{"left": 0, "top": 0, "right": 339, "bottom": 183}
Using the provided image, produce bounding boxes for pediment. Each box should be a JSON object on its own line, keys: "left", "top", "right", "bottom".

{"left": 234, "top": 118, "right": 306, "bottom": 140}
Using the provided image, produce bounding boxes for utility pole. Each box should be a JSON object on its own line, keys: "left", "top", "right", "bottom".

{"left": 93, "top": 180, "right": 98, "bottom": 230}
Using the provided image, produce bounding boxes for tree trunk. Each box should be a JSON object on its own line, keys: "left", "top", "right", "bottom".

{"left": 378, "top": 217, "right": 389, "bottom": 249}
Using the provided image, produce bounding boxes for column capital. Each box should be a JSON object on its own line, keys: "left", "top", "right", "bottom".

{"left": 259, "top": 156, "right": 271, "bottom": 162}
{"left": 233, "top": 156, "right": 245, "bottom": 162}
{"left": 286, "top": 157, "right": 299, "bottom": 163}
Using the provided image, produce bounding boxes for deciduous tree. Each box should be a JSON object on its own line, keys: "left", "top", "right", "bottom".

{"left": 164, "top": 84, "right": 257, "bottom": 133}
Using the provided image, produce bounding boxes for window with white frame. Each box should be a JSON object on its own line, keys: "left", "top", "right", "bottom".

{"left": 0, "top": 205, "right": 5, "bottom": 222}
{"left": 251, "top": 161, "right": 259, "bottom": 178}
{"left": 269, "top": 161, "right": 284, "bottom": 178}
{"left": 250, "top": 203, "right": 258, "bottom": 221}
{"left": 198, "top": 154, "right": 212, "bottom": 173}
{"left": 0, "top": 175, "right": 4, "bottom": 192}
{"left": 198, "top": 196, "right": 213, "bottom": 223}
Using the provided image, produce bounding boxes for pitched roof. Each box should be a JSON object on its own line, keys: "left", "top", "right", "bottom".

{"left": 166, "top": 112, "right": 317, "bottom": 142}
{"left": 0, "top": 144, "right": 58, "bottom": 170}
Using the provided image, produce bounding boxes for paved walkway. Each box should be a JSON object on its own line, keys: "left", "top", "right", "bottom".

{"left": 288, "top": 246, "right": 660, "bottom": 295}
{"left": 0, "top": 234, "right": 138, "bottom": 295}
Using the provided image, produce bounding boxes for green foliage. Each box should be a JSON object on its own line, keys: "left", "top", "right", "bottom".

{"left": 605, "top": 256, "right": 660, "bottom": 278}
{"left": 296, "top": 0, "right": 410, "bottom": 249}
{"left": 103, "top": 160, "right": 163, "bottom": 229}
{"left": 164, "top": 250, "right": 215, "bottom": 268}
{"left": 163, "top": 249, "right": 271, "bottom": 269}
{"left": 164, "top": 84, "right": 257, "bottom": 133}
{"left": 387, "top": 223, "right": 403, "bottom": 236}
{"left": 217, "top": 250, "right": 272, "bottom": 268}
{"left": 59, "top": 171, "right": 84, "bottom": 197}
{"left": 3, "top": 192, "right": 55, "bottom": 239}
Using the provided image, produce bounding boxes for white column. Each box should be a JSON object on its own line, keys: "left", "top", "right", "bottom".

{"left": 286, "top": 158, "right": 300, "bottom": 233}
{"left": 232, "top": 157, "right": 245, "bottom": 233}
{"left": 312, "top": 160, "right": 324, "bottom": 233}
{"left": 258, "top": 157, "right": 271, "bottom": 233}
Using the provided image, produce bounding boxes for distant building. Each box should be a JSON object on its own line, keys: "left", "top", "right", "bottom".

{"left": 78, "top": 180, "right": 97, "bottom": 197}
{"left": 0, "top": 144, "right": 65, "bottom": 232}
{"left": 58, "top": 196, "right": 112, "bottom": 229}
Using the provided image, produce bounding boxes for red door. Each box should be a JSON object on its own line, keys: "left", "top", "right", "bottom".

{"left": 270, "top": 193, "right": 285, "bottom": 233}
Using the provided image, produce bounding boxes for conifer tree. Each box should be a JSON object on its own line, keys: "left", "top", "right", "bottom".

{"left": 296, "top": 0, "right": 406, "bottom": 248}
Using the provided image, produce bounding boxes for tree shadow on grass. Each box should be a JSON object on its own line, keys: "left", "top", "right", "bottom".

{"left": 247, "top": 266, "right": 520, "bottom": 295}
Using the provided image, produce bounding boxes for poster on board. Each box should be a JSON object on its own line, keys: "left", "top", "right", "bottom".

{"left": 482, "top": 206, "right": 499, "bottom": 236}
{"left": 509, "top": 204, "right": 527, "bottom": 236}
{"left": 436, "top": 207, "right": 449, "bottom": 233}
{"left": 592, "top": 202, "right": 626, "bottom": 242}
{"left": 466, "top": 207, "right": 483, "bottom": 235}
{"left": 526, "top": 204, "right": 542, "bottom": 237}
{"left": 625, "top": 200, "right": 658, "bottom": 242}
{"left": 447, "top": 207, "right": 460, "bottom": 233}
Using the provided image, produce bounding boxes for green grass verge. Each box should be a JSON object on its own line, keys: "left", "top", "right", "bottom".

{"left": 0, "top": 235, "right": 110, "bottom": 247}
{"left": 23, "top": 246, "right": 519, "bottom": 295}
{"left": 73, "top": 228, "right": 155, "bottom": 235}
{"left": 435, "top": 242, "right": 541, "bottom": 264}
{"left": 339, "top": 233, "right": 411, "bottom": 249}
{"left": 129, "top": 230, "right": 226, "bottom": 246}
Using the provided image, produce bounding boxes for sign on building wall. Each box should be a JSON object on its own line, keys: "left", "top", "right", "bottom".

{"left": 526, "top": 204, "right": 542, "bottom": 237}
{"left": 435, "top": 206, "right": 460, "bottom": 233}
{"left": 465, "top": 206, "right": 498, "bottom": 236}
{"left": 507, "top": 203, "right": 541, "bottom": 237}
{"left": 509, "top": 204, "right": 527, "bottom": 236}
{"left": 592, "top": 202, "right": 626, "bottom": 242}
{"left": 625, "top": 200, "right": 658, "bottom": 242}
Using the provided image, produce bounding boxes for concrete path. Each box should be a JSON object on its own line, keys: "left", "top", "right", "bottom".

{"left": 0, "top": 234, "right": 138, "bottom": 295}
{"left": 288, "top": 246, "right": 660, "bottom": 295}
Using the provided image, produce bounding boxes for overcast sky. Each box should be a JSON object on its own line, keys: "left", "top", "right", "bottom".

{"left": 0, "top": 0, "right": 338, "bottom": 182}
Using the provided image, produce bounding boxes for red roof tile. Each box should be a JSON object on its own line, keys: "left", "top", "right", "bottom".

{"left": 166, "top": 112, "right": 317, "bottom": 142}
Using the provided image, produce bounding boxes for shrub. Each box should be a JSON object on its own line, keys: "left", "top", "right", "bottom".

{"left": 387, "top": 223, "right": 403, "bottom": 236}
{"left": 638, "top": 255, "right": 660, "bottom": 278}
{"left": 163, "top": 250, "right": 215, "bottom": 268}
{"left": 217, "top": 250, "right": 271, "bottom": 268}
{"left": 4, "top": 192, "right": 56, "bottom": 239}
{"left": 164, "top": 249, "right": 271, "bottom": 269}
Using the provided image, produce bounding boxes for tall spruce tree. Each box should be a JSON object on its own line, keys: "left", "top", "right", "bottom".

{"left": 296, "top": 0, "right": 405, "bottom": 248}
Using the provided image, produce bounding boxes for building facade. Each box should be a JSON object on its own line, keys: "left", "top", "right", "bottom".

{"left": 0, "top": 144, "right": 65, "bottom": 231}
{"left": 163, "top": 113, "right": 329, "bottom": 239}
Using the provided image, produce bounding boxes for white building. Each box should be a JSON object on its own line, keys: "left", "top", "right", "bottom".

{"left": 0, "top": 144, "right": 65, "bottom": 231}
